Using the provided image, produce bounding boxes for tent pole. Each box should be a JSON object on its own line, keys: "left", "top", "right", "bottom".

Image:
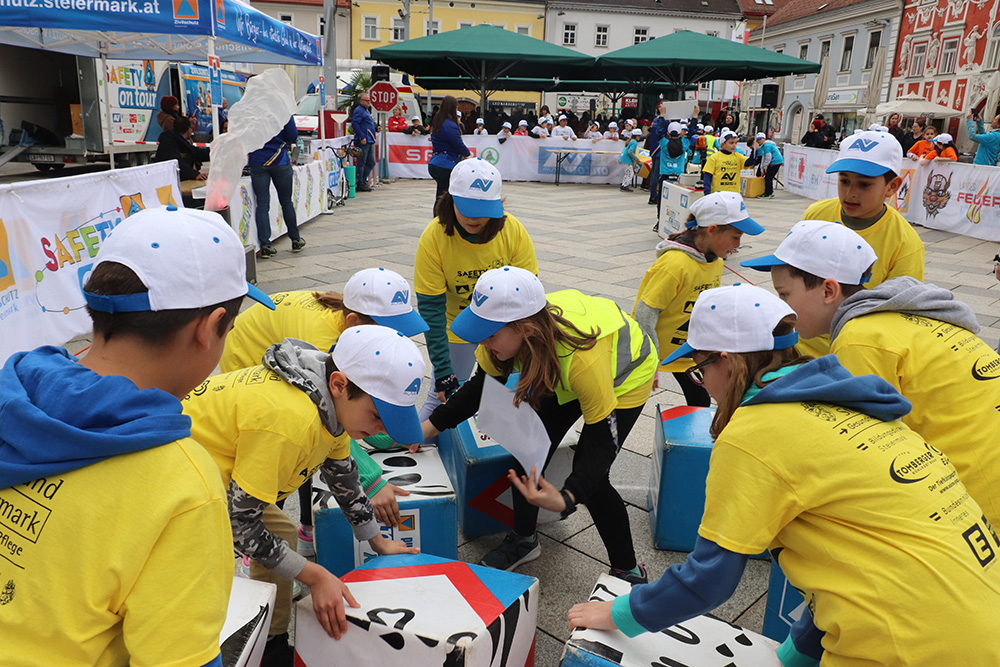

{"left": 426, "top": 0, "right": 433, "bottom": 117}
{"left": 209, "top": 38, "right": 220, "bottom": 145}
{"left": 480, "top": 60, "right": 487, "bottom": 114}
{"left": 100, "top": 48, "right": 115, "bottom": 170}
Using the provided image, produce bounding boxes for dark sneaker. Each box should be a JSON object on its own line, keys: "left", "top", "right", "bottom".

{"left": 481, "top": 531, "right": 540, "bottom": 571}
{"left": 609, "top": 563, "right": 648, "bottom": 585}
{"left": 259, "top": 245, "right": 277, "bottom": 259}
{"left": 758, "top": 193, "right": 775, "bottom": 199}
{"left": 619, "top": 185, "right": 633, "bottom": 193}
{"left": 291, "top": 238, "right": 306, "bottom": 253}
{"left": 261, "top": 633, "right": 294, "bottom": 667}
{"left": 356, "top": 184, "right": 373, "bottom": 192}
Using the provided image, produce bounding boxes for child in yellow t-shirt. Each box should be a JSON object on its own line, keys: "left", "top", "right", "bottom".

{"left": 633, "top": 192, "right": 764, "bottom": 405}
{"left": 701, "top": 129, "right": 746, "bottom": 194}
{"left": 0, "top": 206, "right": 275, "bottom": 667}
{"left": 567, "top": 284, "right": 1000, "bottom": 666}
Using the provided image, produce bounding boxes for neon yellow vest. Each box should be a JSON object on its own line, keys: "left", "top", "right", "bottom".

{"left": 546, "top": 290, "right": 657, "bottom": 405}
{"left": 705, "top": 134, "right": 718, "bottom": 156}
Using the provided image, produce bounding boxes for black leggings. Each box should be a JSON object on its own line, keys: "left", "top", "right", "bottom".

{"left": 763, "top": 164, "right": 781, "bottom": 196}
{"left": 511, "top": 397, "right": 644, "bottom": 571}
{"left": 428, "top": 164, "right": 452, "bottom": 214}
{"left": 672, "top": 372, "right": 711, "bottom": 407}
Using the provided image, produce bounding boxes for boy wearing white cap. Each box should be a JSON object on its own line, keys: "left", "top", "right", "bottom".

{"left": 184, "top": 325, "right": 424, "bottom": 658}
{"left": 924, "top": 132, "right": 958, "bottom": 161}
{"left": 634, "top": 193, "right": 764, "bottom": 405}
{"left": 498, "top": 121, "right": 513, "bottom": 143}
{"left": 530, "top": 117, "right": 551, "bottom": 138}
{"left": 403, "top": 115, "right": 429, "bottom": 135}
{"left": 421, "top": 267, "right": 657, "bottom": 584}
{"left": 414, "top": 159, "right": 538, "bottom": 438}
{"left": 742, "top": 220, "right": 1000, "bottom": 532}
{"left": 603, "top": 121, "right": 621, "bottom": 141}
{"left": 514, "top": 119, "right": 529, "bottom": 136}
{"left": 702, "top": 128, "right": 747, "bottom": 195}
{"left": 473, "top": 118, "right": 489, "bottom": 136}
{"left": 551, "top": 114, "right": 577, "bottom": 140}
{"left": 0, "top": 206, "right": 275, "bottom": 667}
{"left": 568, "top": 283, "right": 1000, "bottom": 667}
{"left": 586, "top": 121, "right": 604, "bottom": 141}
{"left": 751, "top": 132, "right": 783, "bottom": 198}
{"left": 618, "top": 129, "right": 641, "bottom": 192}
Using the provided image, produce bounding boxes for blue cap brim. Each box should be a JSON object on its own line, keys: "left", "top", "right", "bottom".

{"left": 731, "top": 217, "right": 765, "bottom": 236}
{"left": 452, "top": 195, "right": 504, "bottom": 219}
{"left": 825, "top": 158, "right": 890, "bottom": 176}
{"left": 661, "top": 341, "right": 695, "bottom": 366}
{"left": 246, "top": 283, "right": 276, "bottom": 310}
{"left": 373, "top": 309, "right": 429, "bottom": 337}
{"left": 371, "top": 395, "right": 424, "bottom": 445}
{"left": 739, "top": 254, "right": 788, "bottom": 272}
{"left": 450, "top": 306, "right": 506, "bottom": 343}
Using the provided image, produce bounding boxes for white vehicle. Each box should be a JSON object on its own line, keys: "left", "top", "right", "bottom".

{"left": 294, "top": 70, "right": 421, "bottom": 138}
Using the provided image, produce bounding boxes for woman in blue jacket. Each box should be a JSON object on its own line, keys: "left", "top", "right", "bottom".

{"left": 428, "top": 95, "right": 471, "bottom": 212}
{"left": 247, "top": 115, "right": 303, "bottom": 259}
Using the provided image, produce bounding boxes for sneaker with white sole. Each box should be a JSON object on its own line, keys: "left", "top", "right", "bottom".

{"left": 481, "top": 531, "right": 541, "bottom": 571}
{"left": 291, "top": 238, "right": 306, "bottom": 253}
{"left": 297, "top": 525, "right": 315, "bottom": 558}
{"left": 609, "top": 563, "right": 648, "bottom": 585}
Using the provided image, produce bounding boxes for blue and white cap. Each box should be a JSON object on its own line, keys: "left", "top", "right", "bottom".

{"left": 755, "top": 132, "right": 767, "bottom": 140}
{"left": 332, "top": 325, "right": 426, "bottom": 444}
{"left": 502, "top": 121, "right": 512, "bottom": 129}
{"left": 476, "top": 117, "right": 484, "bottom": 124}
{"left": 448, "top": 158, "right": 504, "bottom": 218}
{"left": 740, "top": 220, "right": 877, "bottom": 285}
{"left": 343, "top": 267, "right": 428, "bottom": 337}
{"left": 719, "top": 128, "right": 738, "bottom": 142}
{"left": 661, "top": 285, "right": 797, "bottom": 365}
{"left": 84, "top": 205, "right": 274, "bottom": 314}
{"left": 451, "top": 266, "right": 545, "bottom": 343}
{"left": 667, "top": 121, "right": 683, "bottom": 135}
{"left": 826, "top": 130, "right": 902, "bottom": 177}
{"left": 687, "top": 192, "right": 765, "bottom": 235}
{"left": 519, "top": 119, "right": 528, "bottom": 126}
{"left": 609, "top": 121, "right": 619, "bottom": 129}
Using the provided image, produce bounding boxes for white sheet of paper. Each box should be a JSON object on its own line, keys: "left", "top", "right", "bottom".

{"left": 476, "top": 374, "right": 551, "bottom": 481}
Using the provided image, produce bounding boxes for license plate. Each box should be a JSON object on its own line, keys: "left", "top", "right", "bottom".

{"left": 28, "top": 154, "right": 54, "bottom": 162}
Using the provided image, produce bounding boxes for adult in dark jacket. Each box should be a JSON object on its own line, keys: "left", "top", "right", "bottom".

{"left": 898, "top": 119, "right": 925, "bottom": 156}
{"left": 351, "top": 92, "right": 378, "bottom": 192}
{"left": 153, "top": 116, "right": 209, "bottom": 181}
{"left": 247, "top": 116, "right": 304, "bottom": 259}
{"left": 647, "top": 102, "right": 668, "bottom": 205}
{"left": 886, "top": 113, "right": 906, "bottom": 148}
{"left": 157, "top": 95, "right": 182, "bottom": 132}
{"left": 428, "top": 95, "right": 471, "bottom": 213}
{"left": 801, "top": 116, "right": 835, "bottom": 149}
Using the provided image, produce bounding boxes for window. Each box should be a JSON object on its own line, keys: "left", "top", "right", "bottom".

{"left": 939, "top": 37, "right": 959, "bottom": 74}
{"left": 706, "top": 30, "right": 719, "bottom": 38}
{"left": 798, "top": 43, "right": 809, "bottom": 60}
{"left": 516, "top": 25, "right": 531, "bottom": 36}
{"left": 595, "top": 25, "right": 608, "bottom": 48}
{"left": 820, "top": 40, "right": 831, "bottom": 62}
{"left": 318, "top": 17, "right": 325, "bottom": 36}
{"left": 909, "top": 42, "right": 927, "bottom": 76}
{"left": 634, "top": 27, "right": 649, "bottom": 44}
{"left": 776, "top": 48, "right": 783, "bottom": 55}
{"left": 839, "top": 35, "right": 854, "bottom": 71}
{"left": 424, "top": 18, "right": 440, "bottom": 35}
{"left": 391, "top": 18, "right": 405, "bottom": 41}
{"left": 986, "top": 23, "right": 1000, "bottom": 70}
{"left": 458, "top": 21, "right": 474, "bottom": 29}
{"left": 362, "top": 15, "right": 378, "bottom": 40}
{"left": 563, "top": 23, "right": 577, "bottom": 46}
{"left": 279, "top": 13, "right": 293, "bottom": 24}
{"left": 865, "top": 31, "right": 881, "bottom": 69}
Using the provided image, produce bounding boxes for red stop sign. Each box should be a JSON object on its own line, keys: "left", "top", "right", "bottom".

{"left": 369, "top": 82, "right": 399, "bottom": 112}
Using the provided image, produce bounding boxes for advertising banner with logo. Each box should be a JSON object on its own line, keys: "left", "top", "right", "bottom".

{"left": 386, "top": 134, "right": 627, "bottom": 185}
{"left": 226, "top": 160, "right": 324, "bottom": 248}
{"left": 782, "top": 145, "right": 839, "bottom": 201}
{"left": 0, "top": 162, "right": 181, "bottom": 365}
{"left": 305, "top": 136, "right": 354, "bottom": 212}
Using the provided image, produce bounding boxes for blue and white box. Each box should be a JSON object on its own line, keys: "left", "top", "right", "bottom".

{"left": 312, "top": 448, "right": 458, "bottom": 577}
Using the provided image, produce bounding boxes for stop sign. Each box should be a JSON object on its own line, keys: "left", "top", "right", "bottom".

{"left": 369, "top": 82, "right": 399, "bottom": 112}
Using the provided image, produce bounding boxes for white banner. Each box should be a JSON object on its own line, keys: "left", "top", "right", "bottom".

{"left": 386, "top": 133, "right": 629, "bottom": 184}
{"left": 782, "top": 145, "right": 1000, "bottom": 242}
{"left": 226, "top": 161, "right": 325, "bottom": 249}
{"left": 0, "top": 162, "right": 182, "bottom": 364}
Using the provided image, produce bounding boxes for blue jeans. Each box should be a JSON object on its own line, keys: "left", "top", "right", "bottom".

{"left": 249, "top": 163, "right": 299, "bottom": 247}
{"left": 356, "top": 141, "right": 376, "bottom": 187}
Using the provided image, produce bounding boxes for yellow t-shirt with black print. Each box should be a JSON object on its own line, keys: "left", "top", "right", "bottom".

{"left": 702, "top": 150, "right": 747, "bottom": 193}
{"left": 414, "top": 214, "right": 537, "bottom": 343}
{"left": 183, "top": 366, "right": 350, "bottom": 504}
{"left": 700, "top": 399, "right": 1000, "bottom": 665}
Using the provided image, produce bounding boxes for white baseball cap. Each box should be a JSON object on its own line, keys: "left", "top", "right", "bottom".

{"left": 448, "top": 158, "right": 504, "bottom": 218}
{"left": 661, "top": 285, "right": 798, "bottom": 365}
{"left": 476, "top": 118, "right": 484, "bottom": 124}
{"left": 624, "top": 119, "right": 635, "bottom": 126}
{"left": 755, "top": 132, "right": 767, "bottom": 140}
{"left": 936, "top": 133, "right": 954, "bottom": 144}
{"left": 559, "top": 114, "right": 568, "bottom": 121}
{"left": 331, "top": 325, "right": 425, "bottom": 444}
{"left": 84, "top": 205, "right": 274, "bottom": 314}
{"left": 411, "top": 115, "right": 421, "bottom": 121}
{"left": 720, "top": 129, "right": 738, "bottom": 142}
{"left": 668, "top": 121, "right": 683, "bottom": 135}
{"left": 687, "top": 192, "right": 765, "bottom": 235}
{"left": 704, "top": 125, "right": 714, "bottom": 132}
{"left": 343, "top": 268, "right": 428, "bottom": 336}
{"left": 451, "top": 266, "right": 545, "bottom": 342}
{"left": 502, "top": 121, "right": 512, "bottom": 129}
{"left": 519, "top": 119, "right": 528, "bottom": 126}
{"left": 867, "top": 123, "right": 888, "bottom": 132}
{"left": 741, "top": 220, "right": 877, "bottom": 285}
{"left": 609, "top": 121, "right": 619, "bottom": 129}
{"left": 826, "top": 130, "right": 903, "bottom": 177}
{"left": 696, "top": 123, "right": 705, "bottom": 131}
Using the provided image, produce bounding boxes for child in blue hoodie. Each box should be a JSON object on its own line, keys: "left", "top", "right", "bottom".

{"left": 568, "top": 284, "right": 1000, "bottom": 666}
{"left": 619, "top": 129, "right": 640, "bottom": 192}
{"left": 0, "top": 206, "right": 276, "bottom": 667}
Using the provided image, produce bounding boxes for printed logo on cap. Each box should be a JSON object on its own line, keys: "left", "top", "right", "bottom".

{"left": 849, "top": 137, "right": 880, "bottom": 153}
{"left": 472, "top": 290, "right": 489, "bottom": 307}
{"left": 391, "top": 289, "right": 409, "bottom": 305}
{"left": 469, "top": 178, "right": 494, "bottom": 192}
{"left": 404, "top": 378, "right": 421, "bottom": 394}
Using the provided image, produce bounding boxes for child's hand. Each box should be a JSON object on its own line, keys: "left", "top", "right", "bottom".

{"left": 368, "top": 534, "right": 420, "bottom": 556}
{"left": 298, "top": 561, "right": 359, "bottom": 639}
{"left": 371, "top": 483, "right": 410, "bottom": 527}
{"left": 568, "top": 600, "right": 616, "bottom": 631}
{"left": 508, "top": 467, "right": 564, "bottom": 512}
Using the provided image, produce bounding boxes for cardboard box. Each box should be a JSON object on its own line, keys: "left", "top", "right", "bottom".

{"left": 762, "top": 559, "right": 806, "bottom": 643}
{"left": 740, "top": 172, "right": 765, "bottom": 199}
{"left": 69, "top": 103, "right": 84, "bottom": 137}
{"left": 560, "top": 574, "right": 781, "bottom": 666}
{"left": 635, "top": 147, "right": 653, "bottom": 179}
{"left": 295, "top": 554, "right": 538, "bottom": 666}
{"left": 220, "top": 576, "right": 276, "bottom": 667}
{"left": 312, "top": 448, "right": 458, "bottom": 577}
{"left": 658, "top": 182, "right": 703, "bottom": 239}
{"left": 437, "top": 417, "right": 573, "bottom": 538}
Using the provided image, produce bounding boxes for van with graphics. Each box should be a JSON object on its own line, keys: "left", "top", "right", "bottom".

{"left": 295, "top": 69, "right": 420, "bottom": 137}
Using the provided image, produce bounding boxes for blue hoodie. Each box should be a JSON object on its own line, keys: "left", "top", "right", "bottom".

{"left": 0, "top": 346, "right": 192, "bottom": 490}
{"left": 611, "top": 355, "right": 910, "bottom": 642}
{"left": 247, "top": 117, "right": 298, "bottom": 167}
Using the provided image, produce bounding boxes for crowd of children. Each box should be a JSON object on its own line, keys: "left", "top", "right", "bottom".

{"left": 4, "top": 124, "right": 1000, "bottom": 667}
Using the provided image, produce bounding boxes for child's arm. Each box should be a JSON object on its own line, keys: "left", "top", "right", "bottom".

{"left": 416, "top": 292, "right": 458, "bottom": 398}
{"left": 351, "top": 439, "right": 411, "bottom": 528}
{"left": 703, "top": 172, "right": 713, "bottom": 194}
{"left": 422, "top": 365, "right": 488, "bottom": 440}
{"left": 777, "top": 606, "right": 825, "bottom": 666}
{"left": 632, "top": 301, "right": 662, "bottom": 355}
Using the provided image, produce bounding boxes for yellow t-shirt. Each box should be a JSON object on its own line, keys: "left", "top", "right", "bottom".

{"left": 702, "top": 150, "right": 747, "bottom": 193}
{"left": 700, "top": 400, "right": 1000, "bottom": 665}
{"left": 632, "top": 248, "right": 722, "bottom": 372}
{"left": 833, "top": 311, "right": 1000, "bottom": 528}
{"left": 183, "top": 366, "right": 350, "bottom": 504}
{"left": 801, "top": 198, "right": 925, "bottom": 287}
{"left": 0, "top": 441, "right": 233, "bottom": 667}
{"left": 414, "top": 214, "right": 538, "bottom": 343}
{"left": 220, "top": 291, "right": 347, "bottom": 372}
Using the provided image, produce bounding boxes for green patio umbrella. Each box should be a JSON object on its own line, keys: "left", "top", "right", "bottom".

{"left": 371, "top": 24, "right": 594, "bottom": 110}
